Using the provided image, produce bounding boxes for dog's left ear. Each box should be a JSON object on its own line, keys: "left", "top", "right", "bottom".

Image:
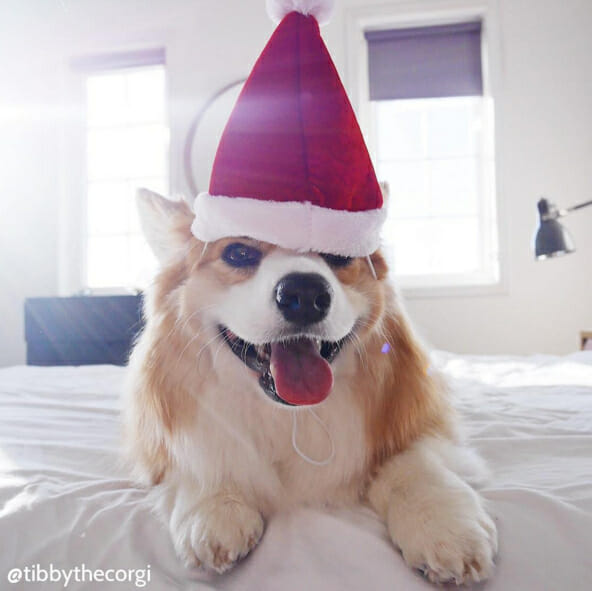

{"left": 136, "top": 188, "right": 195, "bottom": 265}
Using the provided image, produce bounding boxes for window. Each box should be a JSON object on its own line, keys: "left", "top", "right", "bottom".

{"left": 80, "top": 53, "right": 168, "bottom": 290}
{"left": 364, "top": 21, "right": 499, "bottom": 290}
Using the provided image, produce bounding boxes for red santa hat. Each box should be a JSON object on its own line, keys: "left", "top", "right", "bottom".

{"left": 191, "top": 0, "right": 386, "bottom": 257}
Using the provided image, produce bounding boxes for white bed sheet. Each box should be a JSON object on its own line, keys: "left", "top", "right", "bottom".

{"left": 1, "top": 352, "right": 591, "bottom": 590}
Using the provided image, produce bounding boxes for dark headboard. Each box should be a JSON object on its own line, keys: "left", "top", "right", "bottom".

{"left": 24, "top": 295, "right": 144, "bottom": 366}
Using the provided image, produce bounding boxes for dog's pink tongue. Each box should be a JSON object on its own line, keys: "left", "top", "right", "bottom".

{"left": 270, "top": 340, "right": 333, "bottom": 405}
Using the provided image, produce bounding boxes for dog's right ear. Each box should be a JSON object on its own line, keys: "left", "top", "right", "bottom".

{"left": 136, "top": 188, "right": 195, "bottom": 265}
{"left": 379, "top": 181, "right": 390, "bottom": 208}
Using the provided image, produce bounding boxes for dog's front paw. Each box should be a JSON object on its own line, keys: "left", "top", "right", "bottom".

{"left": 389, "top": 489, "right": 497, "bottom": 585}
{"left": 171, "top": 495, "right": 264, "bottom": 573}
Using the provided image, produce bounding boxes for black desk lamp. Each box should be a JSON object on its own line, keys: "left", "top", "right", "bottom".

{"left": 534, "top": 197, "right": 592, "bottom": 259}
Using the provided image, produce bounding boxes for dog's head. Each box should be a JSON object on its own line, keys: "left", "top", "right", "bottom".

{"left": 137, "top": 189, "right": 388, "bottom": 407}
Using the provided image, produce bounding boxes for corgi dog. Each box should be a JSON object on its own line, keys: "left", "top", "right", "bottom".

{"left": 124, "top": 188, "right": 497, "bottom": 585}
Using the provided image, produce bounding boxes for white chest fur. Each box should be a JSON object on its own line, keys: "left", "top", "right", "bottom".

{"left": 169, "top": 346, "right": 368, "bottom": 513}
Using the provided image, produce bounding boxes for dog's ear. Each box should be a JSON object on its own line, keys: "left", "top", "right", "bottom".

{"left": 379, "top": 181, "right": 390, "bottom": 208}
{"left": 136, "top": 188, "right": 194, "bottom": 265}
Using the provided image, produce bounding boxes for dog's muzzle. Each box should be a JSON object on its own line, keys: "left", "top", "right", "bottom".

{"left": 219, "top": 327, "right": 346, "bottom": 406}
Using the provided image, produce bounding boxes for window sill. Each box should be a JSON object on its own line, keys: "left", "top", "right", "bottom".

{"left": 394, "top": 277, "right": 507, "bottom": 299}
{"left": 77, "top": 287, "right": 144, "bottom": 296}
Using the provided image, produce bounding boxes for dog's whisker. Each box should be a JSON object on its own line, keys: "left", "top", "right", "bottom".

{"left": 195, "top": 332, "right": 224, "bottom": 370}
{"left": 351, "top": 317, "right": 393, "bottom": 356}
{"left": 161, "top": 303, "right": 217, "bottom": 343}
{"left": 173, "top": 329, "right": 208, "bottom": 370}
{"left": 212, "top": 335, "right": 228, "bottom": 369}
{"left": 240, "top": 338, "right": 250, "bottom": 364}
{"left": 176, "top": 304, "right": 217, "bottom": 336}
{"left": 374, "top": 321, "right": 394, "bottom": 353}
{"left": 174, "top": 319, "right": 221, "bottom": 369}
{"left": 348, "top": 332, "right": 369, "bottom": 371}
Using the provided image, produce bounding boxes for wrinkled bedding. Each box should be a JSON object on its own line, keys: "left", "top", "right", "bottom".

{"left": 1, "top": 352, "right": 591, "bottom": 590}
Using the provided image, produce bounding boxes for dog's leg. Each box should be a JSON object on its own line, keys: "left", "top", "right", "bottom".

{"left": 158, "top": 477, "right": 264, "bottom": 573}
{"left": 367, "top": 436, "right": 497, "bottom": 585}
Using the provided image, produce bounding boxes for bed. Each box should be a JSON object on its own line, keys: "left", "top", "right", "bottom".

{"left": 1, "top": 351, "right": 591, "bottom": 590}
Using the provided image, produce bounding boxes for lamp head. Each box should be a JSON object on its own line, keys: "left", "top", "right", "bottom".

{"left": 534, "top": 198, "right": 575, "bottom": 259}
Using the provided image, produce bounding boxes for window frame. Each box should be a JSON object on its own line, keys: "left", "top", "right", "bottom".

{"left": 58, "top": 49, "right": 169, "bottom": 295}
{"left": 345, "top": 0, "right": 508, "bottom": 299}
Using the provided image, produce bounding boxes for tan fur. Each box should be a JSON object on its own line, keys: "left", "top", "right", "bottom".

{"left": 361, "top": 302, "right": 455, "bottom": 473}
{"left": 124, "top": 192, "right": 496, "bottom": 582}
{"left": 126, "top": 233, "right": 451, "bottom": 485}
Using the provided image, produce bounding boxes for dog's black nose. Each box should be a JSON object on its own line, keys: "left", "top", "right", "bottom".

{"left": 275, "top": 273, "right": 332, "bottom": 326}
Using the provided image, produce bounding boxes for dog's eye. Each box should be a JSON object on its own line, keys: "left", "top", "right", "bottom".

{"left": 320, "top": 253, "right": 354, "bottom": 268}
{"left": 222, "top": 242, "right": 262, "bottom": 268}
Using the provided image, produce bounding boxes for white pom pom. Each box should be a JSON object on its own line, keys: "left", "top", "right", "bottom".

{"left": 266, "top": 0, "right": 336, "bottom": 26}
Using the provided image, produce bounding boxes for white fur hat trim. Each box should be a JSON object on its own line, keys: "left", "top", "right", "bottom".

{"left": 266, "top": 0, "right": 336, "bottom": 26}
{"left": 191, "top": 192, "right": 386, "bottom": 257}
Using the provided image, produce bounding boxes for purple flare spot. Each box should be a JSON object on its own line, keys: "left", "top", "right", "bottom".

{"left": 381, "top": 343, "right": 390, "bottom": 354}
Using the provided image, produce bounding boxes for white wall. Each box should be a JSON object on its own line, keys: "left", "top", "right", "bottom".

{"left": 0, "top": 0, "right": 591, "bottom": 366}
{"left": 0, "top": 10, "right": 61, "bottom": 367}
{"left": 402, "top": 0, "right": 592, "bottom": 353}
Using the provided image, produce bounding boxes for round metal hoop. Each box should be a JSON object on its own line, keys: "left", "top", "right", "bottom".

{"left": 183, "top": 78, "right": 246, "bottom": 196}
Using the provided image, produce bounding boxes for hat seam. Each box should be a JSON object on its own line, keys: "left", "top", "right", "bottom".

{"left": 296, "top": 17, "right": 314, "bottom": 248}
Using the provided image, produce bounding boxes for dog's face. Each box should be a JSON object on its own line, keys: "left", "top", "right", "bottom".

{"left": 137, "top": 190, "right": 387, "bottom": 408}
{"left": 190, "top": 237, "right": 382, "bottom": 406}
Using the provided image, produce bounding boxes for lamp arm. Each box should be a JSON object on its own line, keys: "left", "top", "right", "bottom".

{"left": 540, "top": 197, "right": 592, "bottom": 221}
{"left": 566, "top": 199, "right": 592, "bottom": 213}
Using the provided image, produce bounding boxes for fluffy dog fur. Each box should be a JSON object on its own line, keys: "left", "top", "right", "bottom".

{"left": 124, "top": 189, "right": 497, "bottom": 584}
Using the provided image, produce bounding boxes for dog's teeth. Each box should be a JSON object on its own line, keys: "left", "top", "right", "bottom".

{"left": 256, "top": 344, "right": 270, "bottom": 361}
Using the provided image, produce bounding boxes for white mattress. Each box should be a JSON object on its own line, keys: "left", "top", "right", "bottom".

{"left": 1, "top": 352, "right": 591, "bottom": 590}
